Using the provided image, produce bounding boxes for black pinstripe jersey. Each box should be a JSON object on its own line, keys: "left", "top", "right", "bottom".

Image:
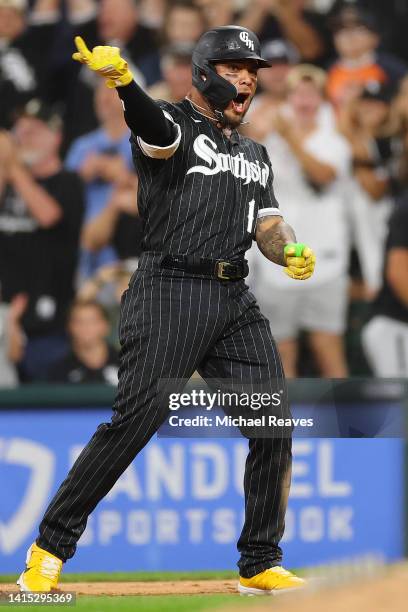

{"left": 130, "top": 98, "right": 281, "bottom": 260}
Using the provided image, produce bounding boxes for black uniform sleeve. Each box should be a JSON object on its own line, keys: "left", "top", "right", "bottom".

{"left": 117, "top": 81, "right": 175, "bottom": 147}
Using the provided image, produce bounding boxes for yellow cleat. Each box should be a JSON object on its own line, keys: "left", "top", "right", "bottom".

{"left": 17, "top": 542, "right": 63, "bottom": 592}
{"left": 238, "top": 566, "right": 305, "bottom": 595}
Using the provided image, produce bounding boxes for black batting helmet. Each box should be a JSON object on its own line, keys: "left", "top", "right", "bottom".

{"left": 192, "top": 26, "right": 270, "bottom": 111}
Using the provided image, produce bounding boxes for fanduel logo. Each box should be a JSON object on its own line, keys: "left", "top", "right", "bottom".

{"left": 187, "top": 134, "right": 269, "bottom": 187}
{"left": 0, "top": 438, "right": 55, "bottom": 554}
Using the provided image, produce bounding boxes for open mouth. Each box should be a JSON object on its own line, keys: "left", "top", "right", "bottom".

{"left": 231, "top": 92, "right": 250, "bottom": 113}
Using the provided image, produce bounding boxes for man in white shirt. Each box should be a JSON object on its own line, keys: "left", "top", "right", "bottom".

{"left": 248, "top": 64, "right": 351, "bottom": 377}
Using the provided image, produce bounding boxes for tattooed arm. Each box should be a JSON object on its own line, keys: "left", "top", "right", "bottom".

{"left": 255, "top": 214, "right": 316, "bottom": 280}
{"left": 255, "top": 215, "right": 296, "bottom": 266}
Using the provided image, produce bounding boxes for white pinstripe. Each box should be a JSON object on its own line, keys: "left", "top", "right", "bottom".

{"left": 132, "top": 101, "right": 280, "bottom": 259}
{"left": 38, "top": 99, "right": 291, "bottom": 575}
{"left": 42, "top": 276, "right": 145, "bottom": 545}
{"left": 195, "top": 284, "right": 290, "bottom": 576}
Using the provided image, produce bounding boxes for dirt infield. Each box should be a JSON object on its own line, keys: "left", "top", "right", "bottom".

{"left": 226, "top": 564, "right": 408, "bottom": 612}
{"left": 1, "top": 564, "right": 407, "bottom": 607}
{"left": 0, "top": 580, "right": 237, "bottom": 596}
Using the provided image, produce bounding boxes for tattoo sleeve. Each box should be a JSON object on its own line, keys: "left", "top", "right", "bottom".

{"left": 256, "top": 216, "right": 297, "bottom": 266}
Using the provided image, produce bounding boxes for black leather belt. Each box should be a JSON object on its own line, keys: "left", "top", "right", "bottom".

{"left": 160, "top": 254, "right": 249, "bottom": 280}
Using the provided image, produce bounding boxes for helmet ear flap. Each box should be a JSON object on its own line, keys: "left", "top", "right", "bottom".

{"left": 192, "top": 60, "right": 238, "bottom": 110}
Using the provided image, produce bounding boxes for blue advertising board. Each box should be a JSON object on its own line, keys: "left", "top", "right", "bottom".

{"left": 0, "top": 407, "right": 405, "bottom": 573}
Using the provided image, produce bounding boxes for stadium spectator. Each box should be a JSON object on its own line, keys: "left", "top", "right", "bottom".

{"left": 243, "top": 39, "right": 299, "bottom": 142}
{"left": 391, "top": 76, "right": 408, "bottom": 187}
{"left": 0, "top": 100, "right": 84, "bottom": 381}
{"left": 355, "top": 0, "right": 408, "bottom": 63}
{"left": 81, "top": 177, "right": 142, "bottom": 268}
{"left": 139, "top": 0, "right": 167, "bottom": 30}
{"left": 327, "top": 5, "right": 407, "bottom": 109}
{"left": 195, "top": 0, "right": 330, "bottom": 64}
{"left": 48, "top": 299, "right": 119, "bottom": 384}
{"left": 339, "top": 82, "right": 395, "bottom": 294}
{"left": 79, "top": 174, "right": 141, "bottom": 348}
{"left": 239, "top": 0, "right": 329, "bottom": 64}
{"left": 245, "top": 38, "right": 336, "bottom": 142}
{"left": 247, "top": 64, "right": 351, "bottom": 377}
{"left": 0, "top": 292, "right": 27, "bottom": 387}
{"left": 148, "top": 43, "right": 194, "bottom": 102}
{"left": 80, "top": 174, "right": 141, "bottom": 328}
{"left": 162, "top": 1, "right": 205, "bottom": 45}
{"left": 76, "top": 262, "right": 133, "bottom": 349}
{"left": 66, "top": 82, "right": 135, "bottom": 282}
{"left": 194, "top": 0, "right": 235, "bottom": 28}
{"left": 61, "top": 0, "right": 161, "bottom": 146}
{"left": 1, "top": 1, "right": 408, "bottom": 383}
{"left": 0, "top": 0, "right": 61, "bottom": 128}
{"left": 362, "top": 197, "right": 408, "bottom": 376}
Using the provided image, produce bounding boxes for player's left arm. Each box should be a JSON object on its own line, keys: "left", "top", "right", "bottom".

{"left": 256, "top": 215, "right": 294, "bottom": 267}
{"left": 255, "top": 215, "right": 315, "bottom": 280}
{"left": 255, "top": 149, "right": 316, "bottom": 280}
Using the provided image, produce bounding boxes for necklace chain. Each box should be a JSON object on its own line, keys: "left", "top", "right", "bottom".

{"left": 184, "top": 97, "right": 250, "bottom": 132}
{"left": 185, "top": 97, "right": 218, "bottom": 123}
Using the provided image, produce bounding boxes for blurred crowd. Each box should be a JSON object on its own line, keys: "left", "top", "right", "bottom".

{"left": 1, "top": 0, "right": 408, "bottom": 386}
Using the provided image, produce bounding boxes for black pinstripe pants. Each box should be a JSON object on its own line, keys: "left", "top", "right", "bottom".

{"left": 37, "top": 253, "right": 292, "bottom": 578}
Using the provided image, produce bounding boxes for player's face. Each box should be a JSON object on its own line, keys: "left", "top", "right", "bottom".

{"left": 214, "top": 60, "right": 258, "bottom": 127}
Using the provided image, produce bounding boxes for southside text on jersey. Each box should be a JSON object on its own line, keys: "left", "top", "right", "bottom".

{"left": 187, "top": 134, "right": 270, "bottom": 187}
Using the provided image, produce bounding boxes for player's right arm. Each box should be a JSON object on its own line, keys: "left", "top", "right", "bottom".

{"left": 72, "top": 37, "right": 181, "bottom": 160}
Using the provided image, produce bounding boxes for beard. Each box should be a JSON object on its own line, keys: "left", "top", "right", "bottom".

{"left": 221, "top": 112, "right": 243, "bottom": 128}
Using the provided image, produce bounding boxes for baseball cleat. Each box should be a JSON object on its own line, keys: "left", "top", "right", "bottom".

{"left": 238, "top": 566, "right": 305, "bottom": 595}
{"left": 17, "top": 542, "right": 63, "bottom": 592}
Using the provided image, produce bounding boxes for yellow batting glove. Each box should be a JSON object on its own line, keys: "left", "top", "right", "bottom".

{"left": 72, "top": 36, "right": 133, "bottom": 88}
{"left": 284, "top": 243, "right": 316, "bottom": 280}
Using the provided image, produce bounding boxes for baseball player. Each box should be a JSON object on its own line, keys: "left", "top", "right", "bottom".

{"left": 18, "top": 26, "right": 315, "bottom": 595}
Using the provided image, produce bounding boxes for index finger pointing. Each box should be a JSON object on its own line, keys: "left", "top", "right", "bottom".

{"left": 74, "top": 36, "right": 92, "bottom": 60}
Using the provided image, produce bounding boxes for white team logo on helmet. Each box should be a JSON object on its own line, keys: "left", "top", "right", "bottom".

{"left": 239, "top": 31, "right": 254, "bottom": 51}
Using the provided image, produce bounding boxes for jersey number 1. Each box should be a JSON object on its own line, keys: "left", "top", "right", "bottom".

{"left": 247, "top": 199, "right": 255, "bottom": 234}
